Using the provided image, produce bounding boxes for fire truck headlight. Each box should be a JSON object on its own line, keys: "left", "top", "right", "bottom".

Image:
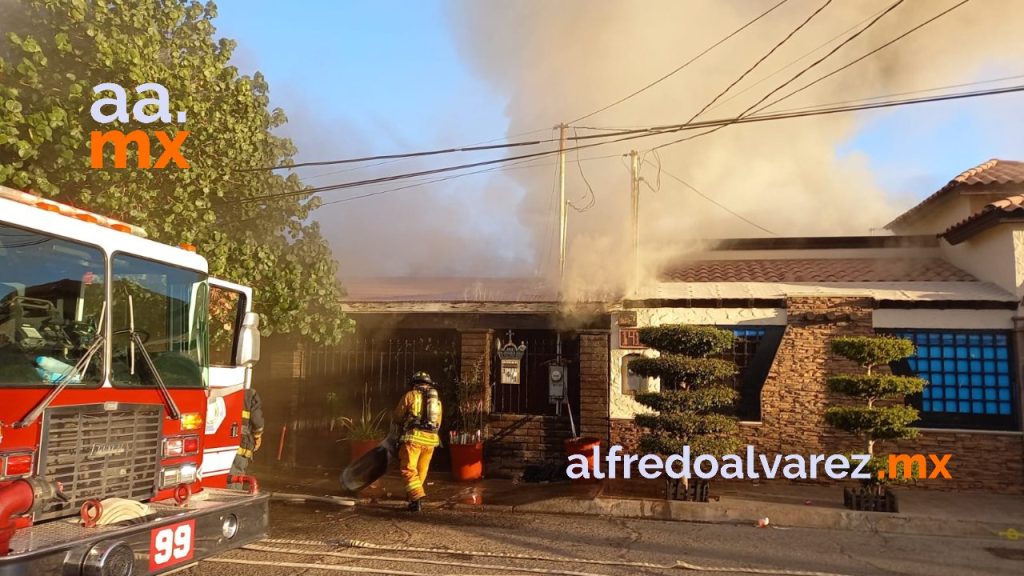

{"left": 222, "top": 514, "right": 239, "bottom": 539}
{"left": 81, "top": 540, "right": 134, "bottom": 576}
{"left": 180, "top": 464, "right": 197, "bottom": 484}
{"left": 160, "top": 468, "right": 181, "bottom": 489}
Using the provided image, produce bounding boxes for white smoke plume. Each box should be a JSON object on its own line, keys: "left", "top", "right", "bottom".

{"left": 442, "top": 0, "right": 1024, "bottom": 296}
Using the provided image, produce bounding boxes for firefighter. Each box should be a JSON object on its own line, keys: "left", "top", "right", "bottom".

{"left": 229, "top": 387, "right": 264, "bottom": 489}
{"left": 394, "top": 371, "right": 442, "bottom": 512}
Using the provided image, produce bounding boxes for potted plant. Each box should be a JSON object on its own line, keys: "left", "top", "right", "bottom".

{"left": 448, "top": 361, "right": 485, "bottom": 481}
{"left": 825, "top": 336, "right": 928, "bottom": 512}
{"left": 629, "top": 325, "right": 741, "bottom": 502}
{"left": 333, "top": 383, "right": 389, "bottom": 464}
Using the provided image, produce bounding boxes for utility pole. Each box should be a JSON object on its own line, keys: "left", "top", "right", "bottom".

{"left": 558, "top": 123, "right": 568, "bottom": 284}
{"left": 629, "top": 150, "right": 640, "bottom": 296}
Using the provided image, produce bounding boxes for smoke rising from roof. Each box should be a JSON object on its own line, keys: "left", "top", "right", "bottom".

{"left": 440, "top": 0, "right": 1024, "bottom": 297}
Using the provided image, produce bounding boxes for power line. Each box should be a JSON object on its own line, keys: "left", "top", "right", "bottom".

{"left": 766, "top": 72, "right": 1024, "bottom": 114}
{"left": 706, "top": 4, "right": 893, "bottom": 115}
{"left": 753, "top": 0, "right": 972, "bottom": 115}
{"left": 686, "top": 0, "right": 835, "bottom": 123}
{"left": 235, "top": 83, "right": 1024, "bottom": 205}
{"left": 652, "top": 0, "right": 908, "bottom": 151}
{"left": 299, "top": 128, "right": 555, "bottom": 181}
{"left": 236, "top": 132, "right": 562, "bottom": 173}
{"left": 315, "top": 152, "right": 622, "bottom": 208}
{"left": 567, "top": 0, "right": 790, "bottom": 124}
{"left": 659, "top": 168, "right": 777, "bottom": 236}
{"left": 568, "top": 127, "right": 596, "bottom": 212}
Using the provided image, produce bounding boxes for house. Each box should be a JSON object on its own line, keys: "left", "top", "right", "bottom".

{"left": 611, "top": 159, "right": 1024, "bottom": 493}
{"left": 255, "top": 158, "right": 1023, "bottom": 493}
{"left": 254, "top": 276, "right": 613, "bottom": 478}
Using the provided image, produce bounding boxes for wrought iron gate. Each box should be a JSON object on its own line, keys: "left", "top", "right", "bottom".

{"left": 490, "top": 330, "right": 580, "bottom": 418}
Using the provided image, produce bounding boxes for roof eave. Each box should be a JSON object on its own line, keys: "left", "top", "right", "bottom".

{"left": 943, "top": 211, "right": 1024, "bottom": 245}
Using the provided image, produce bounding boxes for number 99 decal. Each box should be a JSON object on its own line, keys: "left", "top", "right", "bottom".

{"left": 149, "top": 519, "right": 195, "bottom": 570}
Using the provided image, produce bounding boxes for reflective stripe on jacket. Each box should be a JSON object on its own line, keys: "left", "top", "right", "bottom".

{"left": 394, "top": 386, "right": 442, "bottom": 447}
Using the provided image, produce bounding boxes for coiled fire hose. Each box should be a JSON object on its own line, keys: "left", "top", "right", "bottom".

{"left": 203, "top": 537, "right": 858, "bottom": 576}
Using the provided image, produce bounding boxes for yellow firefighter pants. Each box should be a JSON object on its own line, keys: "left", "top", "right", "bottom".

{"left": 399, "top": 442, "right": 434, "bottom": 502}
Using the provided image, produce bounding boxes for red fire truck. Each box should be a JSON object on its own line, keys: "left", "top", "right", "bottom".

{"left": 0, "top": 186, "right": 268, "bottom": 575}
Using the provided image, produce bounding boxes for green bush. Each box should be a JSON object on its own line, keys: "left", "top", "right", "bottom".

{"left": 824, "top": 405, "right": 921, "bottom": 440}
{"left": 629, "top": 356, "right": 737, "bottom": 389}
{"left": 631, "top": 324, "right": 742, "bottom": 467}
{"left": 638, "top": 325, "right": 734, "bottom": 357}
{"left": 831, "top": 337, "right": 916, "bottom": 371}
{"left": 826, "top": 335, "right": 928, "bottom": 489}
{"left": 827, "top": 375, "right": 927, "bottom": 398}
{"left": 634, "top": 386, "right": 737, "bottom": 413}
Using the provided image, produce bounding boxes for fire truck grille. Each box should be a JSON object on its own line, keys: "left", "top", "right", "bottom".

{"left": 37, "top": 403, "right": 163, "bottom": 521}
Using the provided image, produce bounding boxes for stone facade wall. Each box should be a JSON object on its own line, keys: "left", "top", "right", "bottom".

{"left": 609, "top": 418, "right": 641, "bottom": 452}
{"left": 608, "top": 297, "right": 1024, "bottom": 494}
{"left": 886, "top": 432, "right": 1024, "bottom": 493}
{"left": 754, "top": 297, "right": 874, "bottom": 455}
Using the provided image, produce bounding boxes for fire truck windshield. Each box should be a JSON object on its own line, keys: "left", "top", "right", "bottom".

{"left": 0, "top": 223, "right": 106, "bottom": 387}
{"left": 110, "top": 253, "right": 208, "bottom": 388}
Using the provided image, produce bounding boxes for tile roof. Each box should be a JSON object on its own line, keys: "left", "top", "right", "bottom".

{"left": 661, "top": 258, "right": 975, "bottom": 283}
{"left": 942, "top": 194, "right": 1024, "bottom": 244}
{"left": 342, "top": 277, "right": 557, "bottom": 302}
{"left": 634, "top": 281, "right": 1016, "bottom": 304}
{"left": 886, "top": 159, "right": 1024, "bottom": 229}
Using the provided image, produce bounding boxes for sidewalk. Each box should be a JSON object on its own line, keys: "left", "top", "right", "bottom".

{"left": 252, "top": 464, "right": 1024, "bottom": 540}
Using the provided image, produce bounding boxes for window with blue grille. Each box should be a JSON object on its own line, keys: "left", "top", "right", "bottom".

{"left": 885, "top": 330, "right": 1017, "bottom": 431}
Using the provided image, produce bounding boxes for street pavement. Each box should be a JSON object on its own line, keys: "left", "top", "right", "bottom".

{"left": 199, "top": 499, "right": 1024, "bottom": 575}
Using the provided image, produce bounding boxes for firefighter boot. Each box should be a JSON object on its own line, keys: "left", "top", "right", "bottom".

{"left": 407, "top": 499, "right": 423, "bottom": 512}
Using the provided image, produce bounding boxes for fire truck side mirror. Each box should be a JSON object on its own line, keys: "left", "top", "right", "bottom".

{"left": 237, "top": 312, "right": 261, "bottom": 367}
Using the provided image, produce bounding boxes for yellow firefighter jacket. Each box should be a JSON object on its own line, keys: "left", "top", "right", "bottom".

{"left": 394, "top": 385, "right": 442, "bottom": 447}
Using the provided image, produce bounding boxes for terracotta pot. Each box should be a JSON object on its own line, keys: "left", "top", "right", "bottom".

{"left": 564, "top": 437, "right": 601, "bottom": 482}
{"left": 350, "top": 439, "right": 381, "bottom": 464}
{"left": 449, "top": 442, "right": 484, "bottom": 481}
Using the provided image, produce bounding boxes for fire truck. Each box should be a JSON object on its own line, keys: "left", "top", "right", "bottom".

{"left": 0, "top": 186, "right": 268, "bottom": 575}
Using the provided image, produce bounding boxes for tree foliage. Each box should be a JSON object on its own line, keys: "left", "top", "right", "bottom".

{"left": 0, "top": 0, "right": 353, "bottom": 344}
{"left": 629, "top": 356, "right": 736, "bottom": 389}
{"left": 827, "top": 375, "right": 926, "bottom": 399}
{"left": 638, "top": 325, "right": 733, "bottom": 357}
{"left": 831, "top": 337, "right": 916, "bottom": 372}
{"left": 827, "top": 335, "right": 928, "bottom": 486}
{"left": 632, "top": 324, "right": 741, "bottom": 458}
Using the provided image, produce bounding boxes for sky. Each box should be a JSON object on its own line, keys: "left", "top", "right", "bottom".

{"left": 213, "top": 0, "right": 1024, "bottom": 284}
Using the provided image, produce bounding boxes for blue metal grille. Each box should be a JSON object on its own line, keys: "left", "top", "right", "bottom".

{"left": 889, "top": 330, "right": 1016, "bottom": 430}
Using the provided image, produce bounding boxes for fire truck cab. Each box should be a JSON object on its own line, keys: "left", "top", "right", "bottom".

{"left": 0, "top": 187, "right": 268, "bottom": 575}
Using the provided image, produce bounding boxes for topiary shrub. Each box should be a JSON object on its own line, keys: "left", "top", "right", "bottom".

{"left": 824, "top": 336, "right": 928, "bottom": 495}
{"left": 630, "top": 325, "right": 741, "bottom": 498}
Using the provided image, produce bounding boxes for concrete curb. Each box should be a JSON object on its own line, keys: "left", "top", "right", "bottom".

{"left": 446, "top": 496, "right": 1012, "bottom": 539}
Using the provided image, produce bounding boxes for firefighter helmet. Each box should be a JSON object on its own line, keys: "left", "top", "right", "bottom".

{"left": 409, "top": 371, "right": 433, "bottom": 386}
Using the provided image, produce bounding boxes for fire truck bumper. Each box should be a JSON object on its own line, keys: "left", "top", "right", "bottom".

{"left": 0, "top": 488, "right": 268, "bottom": 576}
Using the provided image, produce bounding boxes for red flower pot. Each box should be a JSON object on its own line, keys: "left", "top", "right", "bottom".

{"left": 564, "top": 437, "right": 601, "bottom": 482}
{"left": 350, "top": 439, "right": 381, "bottom": 464}
{"left": 449, "top": 442, "right": 484, "bottom": 481}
